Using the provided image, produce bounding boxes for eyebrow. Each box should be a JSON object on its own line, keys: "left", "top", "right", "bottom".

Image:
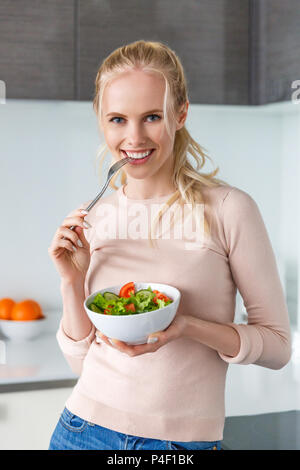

{"left": 106, "top": 109, "right": 163, "bottom": 117}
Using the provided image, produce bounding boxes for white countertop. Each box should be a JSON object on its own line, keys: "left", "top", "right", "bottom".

{"left": 1, "top": 310, "right": 300, "bottom": 417}
{"left": 0, "top": 311, "right": 77, "bottom": 388}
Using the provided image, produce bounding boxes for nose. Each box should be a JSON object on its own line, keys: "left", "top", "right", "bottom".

{"left": 126, "top": 121, "right": 147, "bottom": 147}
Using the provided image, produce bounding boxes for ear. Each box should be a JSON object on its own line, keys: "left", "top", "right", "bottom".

{"left": 176, "top": 101, "right": 189, "bottom": 131}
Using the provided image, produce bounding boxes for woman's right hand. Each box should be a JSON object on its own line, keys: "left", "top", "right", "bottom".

{"left": 48, "top": 207, "right": 92, "bottom": 283}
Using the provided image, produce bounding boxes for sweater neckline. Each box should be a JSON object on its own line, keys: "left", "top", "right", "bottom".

{"left": 118, "top": 184, "right": 179, "bottom": 204}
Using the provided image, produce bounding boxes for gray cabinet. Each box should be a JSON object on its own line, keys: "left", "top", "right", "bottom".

{"left": 0, "top": 0, "right": 75, "bottom": 100}
{"left": 78, "top": 0, "right": 249, "bottom": 105}
{"left": 250, "top": 0, "right": 300, "bottom": 104}
{"left": 1, "top": 0, "right": 299, "bottom": 104}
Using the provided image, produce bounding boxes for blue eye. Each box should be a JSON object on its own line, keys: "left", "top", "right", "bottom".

{"left": 110, "top": 117, "right": 124, "bottom": 124}
{"left": 146, "top": 114, "right": 161, "bottom": 122}
{"left": 109, "top": 114, "right": 161, "bottom": 124}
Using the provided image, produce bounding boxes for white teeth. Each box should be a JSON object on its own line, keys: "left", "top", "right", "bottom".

{"left": 124, "top": 150, "right": 152, "bottom": 159}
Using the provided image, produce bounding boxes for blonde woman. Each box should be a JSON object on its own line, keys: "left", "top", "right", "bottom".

{"left": 48, "top": 40, "right": 291, "bottom": 450}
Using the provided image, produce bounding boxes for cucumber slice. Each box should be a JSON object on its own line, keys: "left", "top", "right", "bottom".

{"left": 103, "top": 292, "right": 120, "bottom": 301}
{"left": 89, "top": 303, "right": 102, "bottom": 313}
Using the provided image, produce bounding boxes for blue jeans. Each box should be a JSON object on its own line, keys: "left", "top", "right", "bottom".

{"left": 49, "top": 407, "right": 222, "bottom": 450}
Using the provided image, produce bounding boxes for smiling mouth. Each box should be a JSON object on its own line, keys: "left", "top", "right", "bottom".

{"left": 121, "top": 149, "right": 155, "bottom": 162}
{"left": 121, "top": 149, "right": 154, "bottom": 160}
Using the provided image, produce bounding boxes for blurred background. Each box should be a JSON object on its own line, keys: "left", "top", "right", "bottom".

{"left": 0, "top": 0, "right": 299, "bottom": 450}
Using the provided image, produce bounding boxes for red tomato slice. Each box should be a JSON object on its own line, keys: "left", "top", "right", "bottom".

{"left": 104, "top": 304, "right": 113, "bottom": 315}
{"left": 125, "top": 303, "right": 136, "bottom": 313}
{"left": 153, "top": 291, "right": 170, "bottom": 303}
{"left": 160, "top": 294, "right": 170, "bottom": 302}
{"left": 119, "top": 282, "right": 135, "bottom": 298}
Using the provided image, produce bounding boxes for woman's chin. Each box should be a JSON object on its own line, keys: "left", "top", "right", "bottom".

{"left": 123, "top": 164, "right": 156, "bottom": 178}
{"left": 125, "top": 172, "right": 152, "bottom": 180}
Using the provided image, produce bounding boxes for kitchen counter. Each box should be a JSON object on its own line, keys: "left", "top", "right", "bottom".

{"left": 222, "top": 410, "right": 300, "bottom": 450}
{"left": 1, "top": 311, "right": 300, "bottom": 420}
{"left": 0, "top": 311, "right": 78, "bottom": 392}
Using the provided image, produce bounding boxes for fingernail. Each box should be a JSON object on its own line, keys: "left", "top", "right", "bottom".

{"left": 77, "top": 239, "right": 83, "bottom": 247}
{"left": 83, "top": 221, "right": 92, "bottom": 228}
{"left": 147, "top": 337, "right": 158, "bottom": 344}
{"left": 72, "top": 245, "right": 77, "bottom": 252}
{"left": 80, "top": 209, "right": 89, "bottom": 215}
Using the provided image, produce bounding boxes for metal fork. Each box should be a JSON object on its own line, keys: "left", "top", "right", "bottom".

{"left": 67, "top": 156, "right": 131, "bottom": 233}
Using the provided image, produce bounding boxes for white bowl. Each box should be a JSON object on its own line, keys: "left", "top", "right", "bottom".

{"left": 84, "top": 282, "right": 181, "bottom": 345}
{"left": 0, "top": 318, "right": 46, "bottom": 341}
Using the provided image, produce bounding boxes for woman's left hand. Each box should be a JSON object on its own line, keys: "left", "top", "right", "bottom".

{"left": 96, "top": 314, "right": 188, "bottom": 357}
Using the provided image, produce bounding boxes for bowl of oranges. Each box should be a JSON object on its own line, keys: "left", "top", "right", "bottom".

{"left": 0, "top": 298, "right": 46, "bottom": 341}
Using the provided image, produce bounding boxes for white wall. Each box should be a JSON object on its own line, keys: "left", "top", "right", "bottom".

{"left": 0, "top": 99, "right": 298, "bottom": 323}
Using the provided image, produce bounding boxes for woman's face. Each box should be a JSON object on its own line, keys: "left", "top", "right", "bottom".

{"left": 100, "top": 69, "right": 188, "bottom": 186}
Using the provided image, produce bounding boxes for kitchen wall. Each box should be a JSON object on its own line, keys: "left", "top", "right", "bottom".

{"left": 0, "top": 99, "right": 298, "bottom": 325}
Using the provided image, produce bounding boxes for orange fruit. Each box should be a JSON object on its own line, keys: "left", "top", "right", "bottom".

{"left": 0, "top": 298, "right": 16, "bottom": 320}
{"left": 11, "top": 300, "right": 44, "bottom": 321}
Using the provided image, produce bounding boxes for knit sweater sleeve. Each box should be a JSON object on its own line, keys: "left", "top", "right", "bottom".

{"left": 218, "top": 188, "right": 292, "bottom": 369}
{"left": 55, "top": 199, "right": 96, "bottom": 376}
{"left": 56, "top": 319, "right": 96, "bottom": 376}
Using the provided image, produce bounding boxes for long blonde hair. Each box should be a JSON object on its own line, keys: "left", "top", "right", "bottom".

{"left": 93, "top": 40, "right": 229, "bottom": 247}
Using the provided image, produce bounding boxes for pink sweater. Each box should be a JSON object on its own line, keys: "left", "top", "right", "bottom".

{"left": 56, "top": 183, "right": 291, "bottom": 441}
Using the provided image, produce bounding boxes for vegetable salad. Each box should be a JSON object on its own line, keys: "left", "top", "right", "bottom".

{"left": 87, "top": 282, "right": 173, "bottom": 316}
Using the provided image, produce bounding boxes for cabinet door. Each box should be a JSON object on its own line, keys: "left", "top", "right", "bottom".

{"left": 78, "top": 0, "right": 249, "bottom": 105}
{"left": 0, "top": 387, "right": 73, "bottom": 450}
{"left": 250, "top": 0, "right": 300, "bottom": 105}
{"left": 0, "top": 0, "right": 75, "bottom": 100}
